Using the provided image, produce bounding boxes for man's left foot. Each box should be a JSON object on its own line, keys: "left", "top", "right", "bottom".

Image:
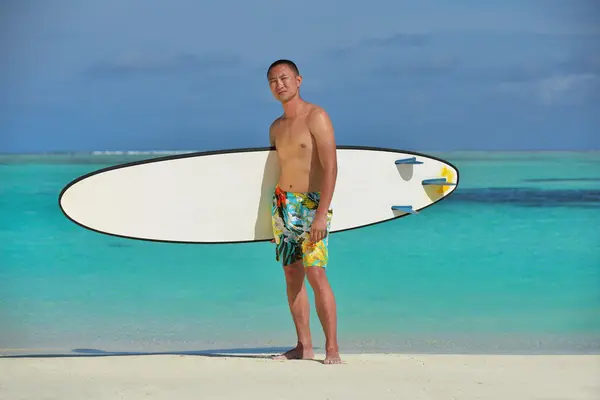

{"left": 323, "top": 351, "right": 342, "bottom": 364}
{"left": 271, "top": 344, "right": 314, "bottom": 361}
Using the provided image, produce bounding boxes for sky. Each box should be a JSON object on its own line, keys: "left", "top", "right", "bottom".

{"left": 1, "top": 0, "right": 599, "bottom": 153}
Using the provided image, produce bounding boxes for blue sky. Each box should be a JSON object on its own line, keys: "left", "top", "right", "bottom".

{"left": 1, "top": 0, "right": 598, "bottom": 153}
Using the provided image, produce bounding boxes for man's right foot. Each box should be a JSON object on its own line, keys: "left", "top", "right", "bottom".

{"left": 271, "top": 345, "right": 314, "bottom": 360}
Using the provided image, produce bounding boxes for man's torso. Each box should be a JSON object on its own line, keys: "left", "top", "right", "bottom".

{"left": 271, "top": 104, "right": 324, "bottom": 193}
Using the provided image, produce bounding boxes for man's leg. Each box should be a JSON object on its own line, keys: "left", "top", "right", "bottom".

{"left": 306, "top": 267, "right": 341, "bottom": 364}
{"left": 272, "top": 260, "right": 315, "bottom": 360}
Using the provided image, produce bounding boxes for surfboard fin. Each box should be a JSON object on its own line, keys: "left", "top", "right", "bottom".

{"left": 391, "top": 205, "right": 418, "bottom": 214}
{"left": 421, "top": 178, "right": 457, "bottom": 186}
{"left": 395, "top": 157, "right": 423, "bottom": 165}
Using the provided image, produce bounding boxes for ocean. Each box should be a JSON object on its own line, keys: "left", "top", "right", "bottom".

{"left": 1, "top": 151, "right": 599, "bottom": 356}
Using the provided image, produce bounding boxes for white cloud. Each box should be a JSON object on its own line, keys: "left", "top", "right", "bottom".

{"left": 494, "top": 73, "right": 599, "bottom": 106}
{"left": 537, "top": 73, "right": 599, "bottom": 105}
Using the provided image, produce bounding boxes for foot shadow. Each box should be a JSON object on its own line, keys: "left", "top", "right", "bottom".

{"left": 270, "top": 355, "right": 330, "bottom": 365}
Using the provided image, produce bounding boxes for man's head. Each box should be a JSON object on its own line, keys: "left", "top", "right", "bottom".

{"left": 267, "top": 59, "right": 302, "bottom": 103}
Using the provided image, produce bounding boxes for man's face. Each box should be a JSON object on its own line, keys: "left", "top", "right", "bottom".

{"left": 267, "top": 64, "right": 302, "bottom": 103}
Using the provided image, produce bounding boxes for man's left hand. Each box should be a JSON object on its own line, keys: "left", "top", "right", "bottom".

{"left": 310, "top": 213, "right": 328, "bottom": 244}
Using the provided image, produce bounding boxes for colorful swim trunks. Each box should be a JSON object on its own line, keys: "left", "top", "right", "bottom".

{"left": 271, "top": 184, "right": 333, "bottom": 268}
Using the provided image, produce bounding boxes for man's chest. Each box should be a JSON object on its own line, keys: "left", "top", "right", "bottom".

{"left": 275, "top": 122, "right": 314, "bottom": 156}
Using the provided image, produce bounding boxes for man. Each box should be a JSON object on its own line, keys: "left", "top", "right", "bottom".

{"left": 267, "top": 59, "right": 342, "bottom": 365}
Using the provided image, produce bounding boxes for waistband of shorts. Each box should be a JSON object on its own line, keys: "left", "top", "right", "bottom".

{"left": 275, "top": 184, "right": 320, "bottom": 197}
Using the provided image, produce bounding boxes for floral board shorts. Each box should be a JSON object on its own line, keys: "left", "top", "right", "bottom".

{"left": 271, "top": 185, "right": 333, "bottom": 268}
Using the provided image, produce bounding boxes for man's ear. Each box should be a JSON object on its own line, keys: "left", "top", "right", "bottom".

{"left": 296, "top": 75, "right": 303, "bottom": 87}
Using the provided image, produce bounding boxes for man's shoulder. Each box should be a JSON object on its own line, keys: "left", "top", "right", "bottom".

{"left": 306, "top": 104, "right": 332, "bottom": 131}
{"left": 306, "top": 103, "right": 328, "bottom": 118}
{"left": 270, "top": 115, "right": 284, "bottom": 130}
{"left": 305, "top": 103, "right": 331, "bottom": 124}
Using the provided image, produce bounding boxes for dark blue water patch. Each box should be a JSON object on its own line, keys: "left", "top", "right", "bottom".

{"left": 447, "top": 156, "right": 558, "bottom": 162}
{"left": 522, "top": 178, "right": 600, "bottom": 183}
{"left": 448, "top": 187, "right": 600, "bottom": 208}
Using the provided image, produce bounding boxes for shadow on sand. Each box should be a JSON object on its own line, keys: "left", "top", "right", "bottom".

{"left": 0, "top": 346, "right": 326, "bottom": 363}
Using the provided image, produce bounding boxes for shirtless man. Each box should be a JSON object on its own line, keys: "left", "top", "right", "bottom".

{"left": 266, "top": 59, "right": 342, "bottom": 365}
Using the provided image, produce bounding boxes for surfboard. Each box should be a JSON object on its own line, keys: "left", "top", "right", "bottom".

{"left": 58, "top": 146, "right": 459, "bottom": 244}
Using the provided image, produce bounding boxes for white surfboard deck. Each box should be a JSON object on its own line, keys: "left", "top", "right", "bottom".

{"left": 59, "top": 146, "right": 459, "bottom": 243}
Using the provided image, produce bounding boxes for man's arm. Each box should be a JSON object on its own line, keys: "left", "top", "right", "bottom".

{"left": 269, "top": 118, "right": 280, "bottom": 147}
{"left": 308, "top": 107, "right": 338, "bottom": 219}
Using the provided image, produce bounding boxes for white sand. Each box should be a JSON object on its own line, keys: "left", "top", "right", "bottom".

{"left": 1, "top": 353, "right": 598, "bottom": 399}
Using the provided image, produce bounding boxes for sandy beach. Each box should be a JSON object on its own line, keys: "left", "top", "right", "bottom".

{"left": 1, "top": 353, "right": 598, "bottom": 399}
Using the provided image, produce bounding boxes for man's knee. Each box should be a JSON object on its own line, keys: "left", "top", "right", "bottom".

{"left": 283, "top": 261, "right": 305, "bottom": 283}
{"left": 305, "top": 266, "right": 327, "bottom": 287}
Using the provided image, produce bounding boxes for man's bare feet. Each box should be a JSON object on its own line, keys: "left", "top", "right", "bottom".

{"left": 323, "top": 350, "right": 342, "bottom": 364}
{"left": 272, "top": 344, "right": 314, "bottom": 360}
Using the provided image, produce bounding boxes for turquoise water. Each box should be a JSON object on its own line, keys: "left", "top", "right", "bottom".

{"left": 1, "top": 151, "right": 599, "bottom": 355}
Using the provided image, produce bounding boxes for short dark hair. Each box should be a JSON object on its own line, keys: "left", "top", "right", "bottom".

{"left": 267, "top": 59, "right": 299, "bottom": 77}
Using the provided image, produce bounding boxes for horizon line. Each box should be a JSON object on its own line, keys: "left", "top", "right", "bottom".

{"left": 1, "top": 147, "right": 600, "bottom": 156}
